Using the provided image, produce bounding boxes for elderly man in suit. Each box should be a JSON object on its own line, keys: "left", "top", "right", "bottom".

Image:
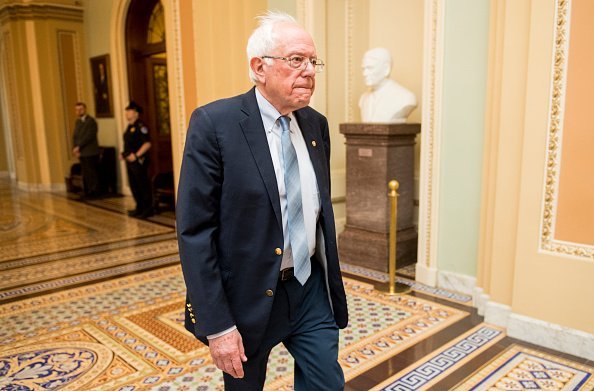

{"left": 176, "top": 11, "right": 348, "bottom": 390}
{"left": 72, "top": 102, "right": 100, "bottom": 198}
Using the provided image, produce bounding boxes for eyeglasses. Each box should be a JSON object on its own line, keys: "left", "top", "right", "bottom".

{"left": 261, "top": 55, "right": 325, "bottom": 73}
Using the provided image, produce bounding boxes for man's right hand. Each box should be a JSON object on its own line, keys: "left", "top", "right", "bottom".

{"left": 209, "top": 329, "right": 248, "bottom": 378}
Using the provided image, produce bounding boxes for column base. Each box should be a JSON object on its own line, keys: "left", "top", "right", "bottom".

{"left": 338, "top": 225, "right": 418, "bottom": 273}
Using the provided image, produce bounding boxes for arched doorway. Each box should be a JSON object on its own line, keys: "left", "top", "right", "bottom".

{"left": 125, "top": 0, "right": 172, "bottom": 186}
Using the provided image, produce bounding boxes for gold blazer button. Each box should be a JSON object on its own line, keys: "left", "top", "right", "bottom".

{"left": 275, "top": 248, "right": 282, "bottom": 255}
{"left": 312, "top": 140, "right": 317, "bottom": 147}
{"left": 265, "top": 289, "right": 274, "bottom": 297}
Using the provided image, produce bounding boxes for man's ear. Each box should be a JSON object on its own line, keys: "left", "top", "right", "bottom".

{"left": 250, "top": 57, "right": 266, "bottom": 83}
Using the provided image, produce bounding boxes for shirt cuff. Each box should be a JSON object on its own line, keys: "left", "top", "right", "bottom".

{"left": 207, "top": 325, "right": 237, "bottom": 340}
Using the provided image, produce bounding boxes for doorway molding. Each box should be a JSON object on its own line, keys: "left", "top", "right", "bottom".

{"left": 110, "top": 0, "right": 185, "bottom": 195}
{"left": 416, "top": 0, "right": 445, "bottom": 286}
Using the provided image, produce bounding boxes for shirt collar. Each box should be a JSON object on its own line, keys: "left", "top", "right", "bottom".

{"left": 255, "top": 87, "right": 295, "bottom": 134}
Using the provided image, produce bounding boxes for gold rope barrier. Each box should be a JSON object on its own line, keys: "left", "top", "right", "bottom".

{"left": 379, "top": 180, "right": 411, "bottom": 295}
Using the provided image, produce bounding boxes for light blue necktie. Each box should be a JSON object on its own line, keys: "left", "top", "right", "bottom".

{"left": 279, "top": 115, "right": 311, "bottom": 285}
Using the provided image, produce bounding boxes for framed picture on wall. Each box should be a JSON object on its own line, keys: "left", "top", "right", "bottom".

{"left": 90, "top": 54, "right": 114, "bottom": 118}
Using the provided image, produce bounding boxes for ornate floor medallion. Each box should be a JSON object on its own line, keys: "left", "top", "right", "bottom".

{"left": 0, "top": 325, "right": 152, "bottom": 390}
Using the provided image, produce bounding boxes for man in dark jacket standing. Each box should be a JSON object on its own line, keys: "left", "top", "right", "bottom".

{"left": 72, "top": 102, "right": 100, "bottom": 198}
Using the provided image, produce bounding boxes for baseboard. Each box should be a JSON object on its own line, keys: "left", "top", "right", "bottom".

{"left": 437, "top": 270, "right": 476, "bottom": 295}
{"left": 0, "top": 171, "right": 9, "bottom": 178}
{"left": 473, "top": 287, "right": 490, "bottom": 315}
{"left": 479, "top": 298, "right": 594, "bottom": 361}
{"left": 484, "top": 300, "right": 511, "bottom": 327}
{"left": 508, "top": 312, "right": 594, "bottom": 361}
{"left": 415, "top": 262, "right": 437, "bottom": 287}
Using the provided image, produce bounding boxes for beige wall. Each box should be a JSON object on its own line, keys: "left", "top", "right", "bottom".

{"left": 83, "top": 0, "right": 118, "bottom": 149}
{"left": 0, "top": 102, "right": 8, "bottom": 173}
{"left": 367, "top": 0, "right": 423, "bottom": 124}
{"left": 0, "top": 1, "right": 86, "bottom": 188}
{"left": 554, "top": 0, "right": 594, "bottom": 246}
{"left": 478, "top": 0, "right": 594, "bottom": 335}
{"left": 325, "top": 0, "right": 360, "bottom": 210}
{"left": 478, "top": 0, "right": 530, "bottom": 307}
{"left": 191, "top": 0, "right": 267, "bottom": 108}
{"left": 179, "top": 0, "right": 197, "bottom": 124}
{"left": 166, "top": 0, "right": 266, "bottom": 192}
{"left": 514, "top": 0, "right": 594, "bottom": 333}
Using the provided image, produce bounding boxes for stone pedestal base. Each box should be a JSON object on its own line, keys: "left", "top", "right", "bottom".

{"left": 338, "top": 123, "right": 420, "bottom": 273}
{"left": 338, "top": 225, "right": 418, "bottom": 272}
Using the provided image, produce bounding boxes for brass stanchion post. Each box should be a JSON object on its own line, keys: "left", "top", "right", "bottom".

{"left": 379, "top": 180, "right": 411, "bottom": 295}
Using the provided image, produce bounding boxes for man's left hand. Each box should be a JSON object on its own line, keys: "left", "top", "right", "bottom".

{"left": 209, "top": 329, "right": 248, "bottom": 378}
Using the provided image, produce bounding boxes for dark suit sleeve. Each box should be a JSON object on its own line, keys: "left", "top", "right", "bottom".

{"left": 176, "top": 107, "right": 235, "bottom": 337}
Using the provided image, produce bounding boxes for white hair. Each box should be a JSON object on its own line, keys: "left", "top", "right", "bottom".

{"left": 246, "top": 11, "right": 298, "bottom": 83}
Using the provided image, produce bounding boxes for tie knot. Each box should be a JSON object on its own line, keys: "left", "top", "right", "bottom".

{"left": 278, "top": 116, "right": 291, "bottom": 133}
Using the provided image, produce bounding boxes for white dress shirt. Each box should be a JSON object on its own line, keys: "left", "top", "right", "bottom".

{"left": 255, "top": 88, "right": 320, "bottom": 270}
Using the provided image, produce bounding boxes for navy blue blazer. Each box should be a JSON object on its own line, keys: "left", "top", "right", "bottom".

{"left": 176, "top": 88, "right": 348, "bottom": 355}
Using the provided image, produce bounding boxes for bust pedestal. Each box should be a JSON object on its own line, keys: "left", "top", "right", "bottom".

{"left": 338, "top": 123, "right": 420, "bottom": 272}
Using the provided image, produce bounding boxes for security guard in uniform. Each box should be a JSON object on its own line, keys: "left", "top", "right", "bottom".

{"left": 121, "top": 101, "right": 154, "bottom": 218}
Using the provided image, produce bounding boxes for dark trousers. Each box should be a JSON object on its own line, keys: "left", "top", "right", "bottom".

{"left": 80, "top": 155, "right": 100, "bottom": 196}
{"left": 223, "top": 260, "right": 344, "bottom": 390}
{"left": 126, "top": 160, "right": 153, "bottom": 213}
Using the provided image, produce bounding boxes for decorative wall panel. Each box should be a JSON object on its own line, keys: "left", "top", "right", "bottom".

{"left": 541, "top": 0, "right": 594, "bottom": 259}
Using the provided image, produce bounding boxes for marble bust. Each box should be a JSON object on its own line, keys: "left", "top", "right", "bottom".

{"left": 359, "top": 47, "right": 417, "bottom": 123}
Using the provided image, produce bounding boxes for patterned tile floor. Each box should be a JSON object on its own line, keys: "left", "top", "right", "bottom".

{"left": 0, "top": 266, "right": 466, "bottom": 390}
{"left": 454, "top": 345, "right": 594, "bottom": 390}
{"left": 1, "top": 179, "right": 592, "bottom": 390}
{"left": 0, "top": 183, "right": 177, "bottom": 303}
{"left": 70, "top": 193, "right": 176, "bottom": 228}
{"left": 0, "top": 191, "right": 173, "bottom": 262}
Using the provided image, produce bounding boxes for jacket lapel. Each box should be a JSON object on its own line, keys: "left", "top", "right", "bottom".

{"left": 295, "top": 109, "right": 328, "bottom": 196}
{"left": 238, "top": 89, "right": 283, "bottom": 231}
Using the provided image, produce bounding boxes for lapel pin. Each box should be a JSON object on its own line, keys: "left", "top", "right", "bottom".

{"left": 311, "top": 140, "right": 317, "bottom": 147}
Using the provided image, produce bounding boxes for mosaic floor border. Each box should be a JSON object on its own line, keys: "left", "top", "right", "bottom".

{"left": 454, "top": 344, "right": 594, "bottom": 391}
{"left": 371, "top": 323, "right": 506, "bottom": 391}
{"left": 0, "top": 232, "right": 176, "bottom": 270}
{"left": 0, "top": 255, "right": 181, "bottom": 302}
{"left": 0, "top": 240, "right": 179, "bottom": 291}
